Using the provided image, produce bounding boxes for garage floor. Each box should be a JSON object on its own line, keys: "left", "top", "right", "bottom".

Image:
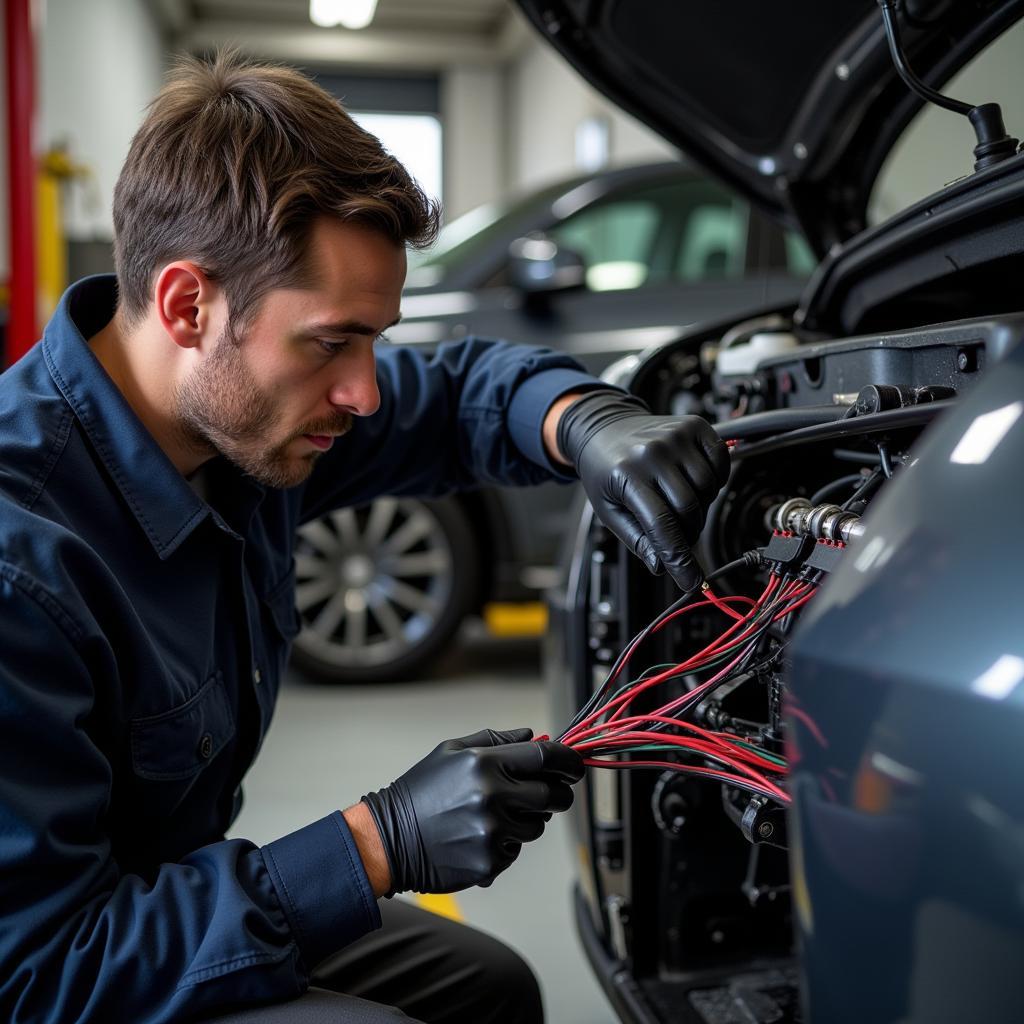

{"left": 230, "top": 627, "right": 617, "bottom": 1024}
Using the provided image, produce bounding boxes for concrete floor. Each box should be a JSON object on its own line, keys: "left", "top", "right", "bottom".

{"left": 229, "top": 629, "right": 617, "bottom": 1024}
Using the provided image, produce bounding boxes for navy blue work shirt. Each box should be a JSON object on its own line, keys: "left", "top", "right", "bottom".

{"left": 0, "top": 275, "right": 606, "bottom": 1023}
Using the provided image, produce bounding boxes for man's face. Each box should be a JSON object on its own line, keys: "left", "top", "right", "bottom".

{"left": 175, "top": 218, "right": 405, "bottom": 488}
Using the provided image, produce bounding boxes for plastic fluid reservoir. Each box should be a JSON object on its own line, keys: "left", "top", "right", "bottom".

{"left": 716, "top": 332, "right": 801, "bottom": 376}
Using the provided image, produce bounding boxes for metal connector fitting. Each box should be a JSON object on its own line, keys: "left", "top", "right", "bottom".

{"left": 771, "top": 498, "right": 864, "bottom": 544}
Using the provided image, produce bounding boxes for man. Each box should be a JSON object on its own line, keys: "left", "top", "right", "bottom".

{"left": 0, "top": 53, "right": 728, "bottom": 1023}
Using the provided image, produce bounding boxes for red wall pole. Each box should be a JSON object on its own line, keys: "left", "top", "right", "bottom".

{"left": 5, "top": 0, "right": 38, "bottom": 365}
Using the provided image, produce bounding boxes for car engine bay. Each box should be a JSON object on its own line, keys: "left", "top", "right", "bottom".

{"left": 552, "top": 302, "right": 1024, "bottom": 1023}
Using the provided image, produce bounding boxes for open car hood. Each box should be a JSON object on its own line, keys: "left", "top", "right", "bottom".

{"left": 513, "top": 0, "right": 1024, "bottom": 256}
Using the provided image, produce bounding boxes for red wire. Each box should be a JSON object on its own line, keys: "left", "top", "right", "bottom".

{"left": 601, "top": 580, "right": 795, "bottom": 727}
{"left": 559, "top": 569, "right": 827, "bottom": 806}
{"left": 771, "top": 590, "right": 816, "bottom": 619}
{"left": 630, "top": 642, "right": 758, "bottom": 724}
{"left": 604, "top": 593, "right": 756, "bottom": 690}
{"left": 573, "top": 730, "right": 787, "bottom": 798}
{"left": 576, "top": 580, "right": 819, "bottom": 740}
{"left": 562, "top": 591, "right": 769, "bottom": 744}
{"left": 600, "top": 585, "right": 819, "bottom": 760}
{"left": 583, "top": 757, "right": 791, "bottom": 804}
{"left": 566, "top": 578, "right": 783, "bottom": 742}
{"left": 703, "top": 586, "right": 748, "bottom": 621}
{"left": 562, "top": 573, "right": 820, "bottom": 789}
{"left": 570, "top": 713, "right": 786, "bottom": 773}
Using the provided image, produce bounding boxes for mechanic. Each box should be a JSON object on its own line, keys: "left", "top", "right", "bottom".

{"left": 0, "top": 53, "right": 729, "bottom": 1024}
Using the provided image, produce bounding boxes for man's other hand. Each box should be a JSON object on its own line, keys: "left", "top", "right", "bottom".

{"left": 360, "top": 728, "right": 584, "bottom": 896}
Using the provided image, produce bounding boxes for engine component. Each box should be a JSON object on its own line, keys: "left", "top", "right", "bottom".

{"left": 845, "top": 381, "right": 958, "bottom": 417}
{"left": 769, "top": 497, "right": 864, "bottom": 543}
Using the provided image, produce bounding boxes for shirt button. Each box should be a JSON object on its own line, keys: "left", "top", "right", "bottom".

{"left": 253, "top": 668, "right": 262, "bottom": 684}
{"left": 198, "top": 733, "right": 214, "bottom": 759}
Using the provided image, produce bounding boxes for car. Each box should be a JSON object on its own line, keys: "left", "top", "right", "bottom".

{"left": 532, "top": 2, "right": 1024, "bottom": 1022}
{"left": 291, "top": 162, "right": 812, "bottom": 683}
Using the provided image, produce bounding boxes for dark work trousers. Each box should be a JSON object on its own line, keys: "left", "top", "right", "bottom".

{"left": 198, "top": 898, "right": 544, "bottom": 1024}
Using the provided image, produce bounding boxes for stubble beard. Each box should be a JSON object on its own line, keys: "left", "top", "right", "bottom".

{"left": 174, "top": 324, "right": 352, "bottom": 489}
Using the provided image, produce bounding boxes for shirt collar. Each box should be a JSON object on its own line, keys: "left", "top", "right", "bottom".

{"left": 42, "top": 275, "right": 223, "bottom": 559}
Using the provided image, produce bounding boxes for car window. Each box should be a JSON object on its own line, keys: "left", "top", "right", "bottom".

{"left": 674, "top": 199, "right": 747, "bottom": 281}
{"left": 784, "top": 233, "right": 817, "bottom": 276}
{"left": 405, "top": 177, "right": 587, "bottom": 288}
{"left": 547, "top": 178, "right": 749, "bottom": 292}
{"left": 549, "top": 199, "right": 660, "bottom": 290}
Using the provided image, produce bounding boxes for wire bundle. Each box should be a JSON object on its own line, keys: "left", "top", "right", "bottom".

{"left": 554, "top": 558, "right": 818, "bottom": 805}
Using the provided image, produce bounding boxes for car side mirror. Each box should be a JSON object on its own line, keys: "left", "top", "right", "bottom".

{"left": 507, "top": 233, "right": 587, "bottom": 295}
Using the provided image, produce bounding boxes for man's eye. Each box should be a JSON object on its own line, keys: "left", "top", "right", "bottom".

{"left": 317, "top": 339, "right": 350, "bottom": 356}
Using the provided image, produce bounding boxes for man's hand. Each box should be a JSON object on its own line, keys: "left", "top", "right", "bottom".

{"left": 360, "top": 728, "right": 584, "bottom": 896}
{"left": 551, "top": 391, "right": 730, "bottom": 592}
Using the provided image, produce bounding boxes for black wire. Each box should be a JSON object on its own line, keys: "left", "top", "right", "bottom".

{"left": 878, "top": 1, "right": 974, "bottom": 116}
{"left": 566, "top": 551, "right": 762, "bottom": 734}
{"left": 841, "top": 467, "right": 884, "bottom": 511}
{"left": 575, "top": 580, "right": 816, "bottom": 795}
{"left": 621, "top": 582, "right": 808, "bottom": 734}
{"left": 733, "top": 401, "right": 952, "bottom": 461}
{"left": 589, "top": 762, "right": 789, "bottom": 805}
{"left": 833, "top": 448, "right": 882, "bottom": 465}
{"left": 567, "top": 591, "right": 695, "bottom": 731}
{"left": 878, "top": 443, "right": 894, "bottom": 479}
{"left": 810, "top": 473, "right": 864, "bottom": 505}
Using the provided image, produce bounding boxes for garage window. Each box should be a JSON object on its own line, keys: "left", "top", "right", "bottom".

{"left": 351, "top": 112, "right": 443, "bottom": 205}
{"left": 315, "top": 72, "right": 443, "bottom": 204}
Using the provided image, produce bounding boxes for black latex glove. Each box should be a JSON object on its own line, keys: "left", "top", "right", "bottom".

{"left": 557, "top": 391, "right": 730, "bottom": 592}
{"left": 362, "top": 727, "right": 584, "bottom": 896}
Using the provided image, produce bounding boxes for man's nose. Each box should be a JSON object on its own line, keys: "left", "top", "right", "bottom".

{"left": 328, "top": 344, "right": 381, "bottom": 417}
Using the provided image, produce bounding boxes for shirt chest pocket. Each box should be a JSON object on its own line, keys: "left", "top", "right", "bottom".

{"left": 131, "top": 671, "right": 236, "bottom": 782}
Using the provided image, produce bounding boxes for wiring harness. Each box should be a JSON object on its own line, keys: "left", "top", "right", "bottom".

{"left": 547, "top": 548, "right": 825, "bottom": 808}
{"left": 540, "top": 433, "right": 900, "bottom": 830}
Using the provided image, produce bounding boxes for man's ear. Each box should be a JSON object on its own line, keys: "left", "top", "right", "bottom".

{"left": 154, "top": 262, "right": 220, "bottom": 351}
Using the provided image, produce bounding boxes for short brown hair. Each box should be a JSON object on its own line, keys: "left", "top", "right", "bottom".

{"left": 113, "top": 50, "right": 440, "bottom": 326}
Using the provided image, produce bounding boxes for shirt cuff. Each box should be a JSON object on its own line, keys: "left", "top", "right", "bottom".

{"left": 261, "top": 810, "right": 382, "bottom": 970}
{"left": 507, "top": 368, "right": 619, "bottom": 476}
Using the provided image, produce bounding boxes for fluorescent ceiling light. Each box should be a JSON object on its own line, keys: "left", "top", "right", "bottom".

{"left": 309, "top": 0, "right": 379, "bottom": 29}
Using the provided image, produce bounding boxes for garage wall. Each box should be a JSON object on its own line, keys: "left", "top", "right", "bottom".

{"left": 40, "top": 0, "right": 166, "bottom": 242}
{"left": 441, "top": 66, "right": 505, "bottom": 221}
{"left": 505, "top": 34, "right": 678, "bottom": 195}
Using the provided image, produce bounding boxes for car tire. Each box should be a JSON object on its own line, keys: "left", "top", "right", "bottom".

{"left": 289, "top": 496, "right": 480, "bottom": 684}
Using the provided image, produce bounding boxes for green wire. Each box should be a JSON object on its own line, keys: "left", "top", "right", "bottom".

{"left": 595, "top": 739, "right": 785, "bottom": 767}
{"left": 726, "top": 737, "right": 787, "bottom": 767}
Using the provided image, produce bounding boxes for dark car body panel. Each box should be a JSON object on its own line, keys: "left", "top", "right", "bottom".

{"left": 788, "top": 334, "right": 1024, "bottom": 1023}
